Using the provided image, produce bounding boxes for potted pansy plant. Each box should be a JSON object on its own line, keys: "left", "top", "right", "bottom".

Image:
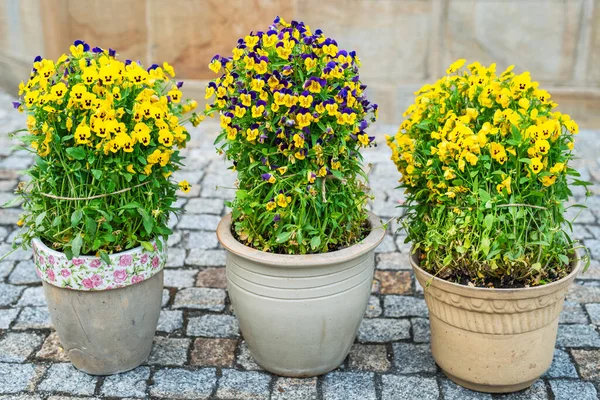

{"left": 8, "top": 40, "right": 201, "bottom": 375}
{"left": 387, "top": 59, "right": 591, "bottom": 392}
{"left": 207, "top": 17, "right": 384, "bottom": 377}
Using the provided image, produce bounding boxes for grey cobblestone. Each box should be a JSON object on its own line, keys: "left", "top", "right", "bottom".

{"left": 178, "top": 214, "right": 221, "bottom": 231}
{"left": 187, "top": 314, "right": 240, "bottom": 338}
{"left": 556, "top": 324, "right": 600, "bottom": 347}
{"left": 7, "top": 261, "right": 39, "bottom": 285}
{"left": 544, "top": 348, "right": 578, "bottom": 378}
{"left": 440, "top": 378, "right": 492, "bottom": 399}
{"left": 100, "top": 366, "right": 150, "bottom": 398}
{"left": 559, "top": 301, "right": 589, "bottom": 324}
{"left": 411, "top": 317, "right": 430, "bottom": 343}
{"left": 380, "top": 375, "right": 439, "bottom": 400}
{"left": 147, "top": 337, "right": 190, "bottom": 366}
{"left": 166, "top": 247, "right": 186, "bottom": 268}
{"left": 585, "top": 303, "right": 600, "bottom": 325}
{"left": 173, "top": 287, "right": 227, "bottom": 311}
{"left": 549, "top": 379, "right": 598, "bottom": 400}
{"left": 12, "top": 307, "right": 52, "bottom": 330}
{"left": 150, "top": 368, "right": 216, "bottom": 399}
{"left": 16, "top": 287, "right": 45, "bottom": 307}
{"left": 236, "top": 341, "right": 263, "bottom": 371}
{"left": 365, "top": 295, "right": 382, "bottom": 318}
{"left": 185, "top": 198, "right": 225, "bottom": 215}
{"left": 357, "top": 318, "right": 410, "bottom": 343}
{"left": 186, "top": 249, "right": 227, "bottom": 267}
{"left": 164, "top": 269, "right": 197, "bottom": 288}
{"left": 392, "top": 342, "right": 436, "bottom": 373}
{"left": 157, "top": 310, "right": 184, "bottom": 333}
{"left": 38, "top": 363, "right": 97, "bottom": 396}
{"left": 216, "top": 369, "right": 271, "bottom": 400}
{"left": 0, "top": 261, "right": 14, "bottom": 280}
{"left": 0, "top": 283, "right": 24, "bottom": 306}
{"left": 322, "top": 372, "right": 376, "bottom": 400}
{"left": 0, "top": 308, "right": 19, "bottom": 329}
{"left": 383, "top": 295, "right": 428, "bottom": 317}
{"left": 272, "top": 377, "right": 318, "bottom": 400}
{"left": 0, "top": 363, "right": 39, "bottom": 394}
{"left": 495, "top": 380, "right": 549, "bottom": 400}
{"left": 0, "top": 332, "right": 44, "bottom": 362}
{"left": 187, "top": 230, "right": 220, "bottom": 249}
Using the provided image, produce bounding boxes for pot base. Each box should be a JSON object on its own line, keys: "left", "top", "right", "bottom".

{"left": 44, "top": 270, "right": 163, "bottom": 375}
{"left": 444, "top": 371, "right": 538, "bottom": 393}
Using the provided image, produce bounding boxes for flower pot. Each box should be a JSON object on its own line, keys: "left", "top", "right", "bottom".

{"left": 217, "top": 212, "right": 385, "bottom": 377}
{"left": 411, "top": 252, "right": 581, "bottom": 393}
{"left": 32, "top": 238, "right": 167, "bottom": 375}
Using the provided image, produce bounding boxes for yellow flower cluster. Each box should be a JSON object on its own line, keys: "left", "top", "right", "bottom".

{"left": 387, "top": 59, "right": 576, "bottom": 202}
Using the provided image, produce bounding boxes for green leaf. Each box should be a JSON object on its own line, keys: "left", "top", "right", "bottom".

{"left": 481, "top": 237, "right": 490, "bottom": 256}
{"left": 91, "top": 169, "right": 102, "bottom": 180}
{"left": 478, "top": 189, "right": 491, "bottom": 204}
{"left": 72, "top": 234, "right": 83, "bottom": 257}
{"left": 71, "top": 210, "right": 83, "bottom": 227}
{"left": 443, "top": 253, "right": 453, "bottom": 266}
{"left": 99, "top": 250, "right": 111, "bottom": 266}
{"left": 276, "top": 231, "right": 293, "bottom": 244}
{"left": 310, "top": 236, "right": 321, "bottom": 250}
{"left": 483, "top": 214, "right": 494, "bottom": 230}
{"left": 140, "top": 241, "right": 155, "bottom": 252}
{"left": 66, "top": 147, "right": 86, "bottom": 160}
{"left": 557, "top": 254, "right": 570, "bottom": 265}
{"left": 35, "top": 211, "right": 46, "bottom": 227}
{"left": 1, "top": 196, "right": 21, "bottom": 208}
{"left": 531, "top": 262, "right": 542, "bottom": 271}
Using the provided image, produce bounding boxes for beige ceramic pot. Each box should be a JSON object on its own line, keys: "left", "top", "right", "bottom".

{"left": 33, "top": 238, "right": 167, "bottom": 375}
{"left": 411, "top": 253, "right": 581, "bottom": 393}
{"left": 217, "top": 212, "right": 385, "bottom": 377}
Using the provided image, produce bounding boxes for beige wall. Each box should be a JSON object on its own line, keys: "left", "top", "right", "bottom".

{"left": 1, "top": 0, "right": 599, "bottom": 127}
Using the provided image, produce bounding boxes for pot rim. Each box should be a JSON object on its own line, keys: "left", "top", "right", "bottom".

{"left": 31, "top": 237, "right": 163, "bottom": 259}
{"left": 410, "top": 250, "right": 582, "bottom": 298}
{"left": 217, "top": 211, "right": 386, "bottom": 267}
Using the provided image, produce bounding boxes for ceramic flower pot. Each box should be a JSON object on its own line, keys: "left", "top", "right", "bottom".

{"left": 217, "top": 212, "right": 385, "bottom": 377}
{"left": 411, "top": 252, "right": 581, "bottom": 393}
{"left": 32, "top": 238, "right": 167, "bottom": 375}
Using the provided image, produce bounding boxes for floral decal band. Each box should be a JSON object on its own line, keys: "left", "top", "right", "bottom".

{"left": 32, "top": 238, "right": 166, "bottom": 291}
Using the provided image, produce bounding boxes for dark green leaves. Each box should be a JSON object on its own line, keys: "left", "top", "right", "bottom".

{"left": 66, "top": 147, "right": 86, "bottom": 160}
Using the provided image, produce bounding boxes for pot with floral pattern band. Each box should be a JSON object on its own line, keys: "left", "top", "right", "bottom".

{"left": 32, "top": 237, "right": 166, "bottom": 375}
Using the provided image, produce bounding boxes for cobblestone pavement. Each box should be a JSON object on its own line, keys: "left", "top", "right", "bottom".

{"left": 0, "top": 88, "right": 599, "bottom": 399}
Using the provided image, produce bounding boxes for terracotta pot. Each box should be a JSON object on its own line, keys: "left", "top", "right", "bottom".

{"left": 32, "top": 238, "right": 167, "bottom": 375}
{"left": 217, "top": 212, "right": 385, "bottom": 377}
{"left": 411, "top": 252, "right": 581, "bottom": 393}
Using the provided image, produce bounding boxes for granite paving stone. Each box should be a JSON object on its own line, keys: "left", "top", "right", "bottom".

{"left": 322, "top": 372, "right": 376, "bottom": 400}
{"left": 0, "top": 261, "right": 14, "bottom": 280}
{"left": 16, "top": 287, "right": 46, "bottom": 307}
{"left": 146, "top": 337, "right": 190, "bottom": 366}
{"left": 216, "top": 369, "right": 271, "bottom": 400}
{"left": 584, "top": 302, "right": 600, "bottom": 325}
{"left": 357, "top": 318, "right": 411, "bottom": 343}
{"left": 570, "top": 349, "right": 600, "bottom": 381}
{"left": 374, "top": 270, "right": 412, "bottom": 294}
{"left": 173, "top": 287, "right": 227, "bottom": 311}
{"left": 178, "top": 214, "right": 221, "bottom": 231}
{"left": 374, "top": 235, "right": 396, "bottom": 253}
{"left": 556, "top": 324, "right": 600, "bottom": 347}
{"left": 347, "top": 344, "right": 390, "bottom": 372}
{"left": 191, "top": 337, "right": 237, "bottom": 367}
{"left": 411, "top": 317, "right": 431, "bottom": 343}
{"left": 150, "top": 368, "right": 217, "bottom": 399}
{"left": 0, "top": 308, "right": 19, "bottom": 329}
{"left": 186, "top": 249, "right": 227, "bottom": 267}
{"left": 0, "top": 332, "right": 44, "bottom": 362}
{"left": 196, "top": 267, "right": 227, "bottom": 288}
{"left": 12, "top": 307, "right": 51, "bottom": 330}
{"left": 365, "top": 295, "right": 382, "bottom": 318}
{"left": 7, "top": 261, "right": 39, "bottom": 285}
{"left": 236, "top": 340, "right": 263, "bottom": 371}
{"left": 549, "top": 379, "right": 598, "bottom": 400}
{"left": 559, "top": 301, "right": 590, "bottom": 324}
{"left": 185, "top": 198, "right": 225, "bottom": 215}
{"left": 0, "top": 283, "right": 24, "bottom": 306}
{"left": 35, "top": 332, "right": 69, "bottom": 362}
{"left": 187, "top": 230, "right": 220, "bottom": 249}
{"left": 165, "top": 247, "right": 186, "bottom": 268}
{"left": 392, "top": 342, "right": 437, "bottom": 373}
{"left": 380, "top": 375, "right": 439, "bottom": 400}
{"left": 494, "top": 380, "right": 549, "bottom": 400}
{"left": 156, "top": 310, "right": 184, "bottom": 333}
{"left": 163, "top": 269, "right": 197, "bottom": 288}
{"left": 0, "top": 363, "right": 38, "bottom": 394}
{"left": 100, "top": 366, "right": 150, "bottom": 398}
{"left": 271, "top": 377, "right": 318, "bottom": 400}
{"left": 383, "top": 295, "right": 428, "bottom": 317}
{"left": 187, "top": 314, "right": 240, "bottom": 338}
{"left": 38, "top": 363, "right": 97, "bottom": 396}
{"left": 375, "top": 252, "right": 411, "bottom": 270}
{"left": 543, "top": 348, "right": 578, "bottom": 378}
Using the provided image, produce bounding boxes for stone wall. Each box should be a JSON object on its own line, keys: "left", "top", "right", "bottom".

{"left": 1, "top": 0, "right": 599, "bottom": 127}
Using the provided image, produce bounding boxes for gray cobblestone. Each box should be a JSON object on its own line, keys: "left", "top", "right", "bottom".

{"left": 186, "top": 249, "right": 227, "bottom": 267}
{"left": 236, "top": 341, "right": 263, "bottom": 371}
{"left": 0, "top": 332, "right": 44, "bottom": 362}
{"left": 392, "top": 342, "right": 436, "bottom": 373}
{"left": 357, "top": 318, "right": 410, "bottom": 343}
{"left": 38, "top": 363, "right": 97, "bottom": 396}
{"left": 374, "top": 235, "right": 396, "bottom": 253}
{"left": 347, "top": 344, "right": 390, "bottom": 372}
{"left": 187, "top": 230, "right": 220, "bottom": 249}
{"left": 495, "top": 380, "right": 549, "bottom": 400}
{"left": 383, "top": 295, "right": 428, "bottom": 317}
{"left": 12, "top": 307, "right": 51, "bottom": 330}
{"left": 411, "top": 317, "right": 430, "bottom": 343}
{"left": 380, "top": 375, "right": 439, "bottom": 400}
{"left": 0, "top": 363, "right": 39, "bottom": 394}
{"left": 157, "top": 310, "right": 184, "bottom": 333}
{"left": 7, "top": 261, "right": 39, "bottom": 285}
{"left": 322, "top": 372, "right": 376, "bottom": 400}
{"left": 166, "top": 247, "right": 186, "bottom": 268}
{"left": 16, "top": 287, "right": 45, "bottom": 307}
{"left": 549, "top": 379, "right": 598, "bottom": 400}
{"left": 585, "top": 303, "right": 600, "bottom": 325}
{"left": 556, "top": 324, "right": 600, "bottom": 347}
{"left": 147, "top": 337, "right": 190, "bottom": 366}
{"left": 217, "top": 369, "right": 271, "bottom": 400}
{"left": 185, "top": 198, "right": 224, "bottom": 215}
{"left": 173, "top": 287, "right": 227, "bottom": 311}
{"left": 164, "top": 269, "right": 197, "bottom": 288}
{"left": 559, "top": 301, "right": 589, "bottom": 324}
{"left": 99, "top": 367, "right": 149, "bottom": 398}
{"left": 187, "top": 314, "right": 240, "bottom": 338}
{"left": 375, "top": 252, "right": 410, "bottom": 270}
{"left": 0, "top": 261, "right": 14, "bottom": 280}
{"left": 178, "top": 214, "right": 221, "bottom": 231}
{"left": 150, "top": 368, "right": 216, "bottom": 399}
{"left": 544, "top": 348, "right": 578, "bottom": 378}
{"left": 0, "top": 308, "right": 19, "bottom": 329}
{"left": 0, "top": 283, "right": 24, "bottom": 306}
{"left": 365, "top": 295, "right": 382, "bottom": 318}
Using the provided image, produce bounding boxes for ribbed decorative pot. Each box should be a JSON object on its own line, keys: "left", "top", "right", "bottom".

{"left": 411, "top": 252, "right": 581, "bottom": 393}
{"left": 32, "top": 238, "right": 167, "bottom": 375}
{"left": 217, "top": 212, "right": 385, "bottom": 377}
